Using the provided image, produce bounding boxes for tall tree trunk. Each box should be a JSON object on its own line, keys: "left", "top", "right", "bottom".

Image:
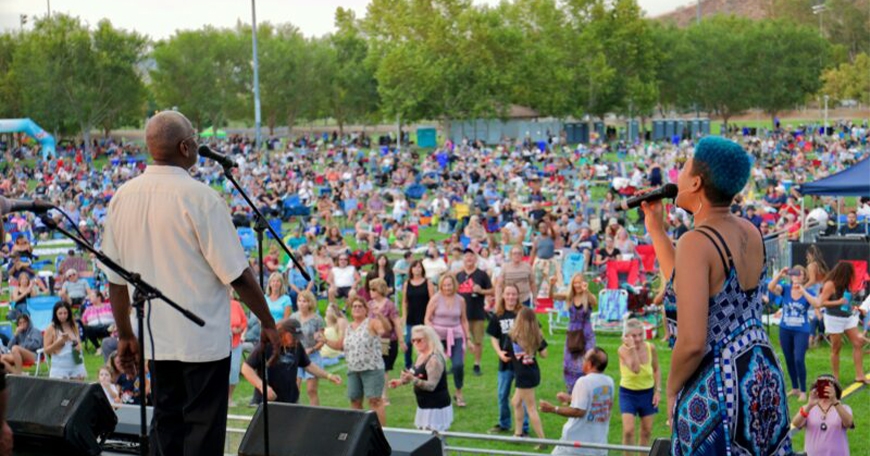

{"left": 82, "top": 124, "right": 92, "bottom": 154}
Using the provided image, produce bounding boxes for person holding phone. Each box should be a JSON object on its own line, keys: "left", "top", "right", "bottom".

{"left": 790, "top": 375, "right": 854, "bottom": 456}
{"left": 768, "top": 266, "right": 818, "bottom": 401}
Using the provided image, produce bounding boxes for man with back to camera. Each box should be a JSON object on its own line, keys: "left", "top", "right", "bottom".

{"left": 540, "top": 348, "right": 615, "bottom": 455}
{"left": 101, "top": 111, "right": 280, "bottom": 456}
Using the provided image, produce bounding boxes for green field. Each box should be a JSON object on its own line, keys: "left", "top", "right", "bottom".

{"left": 62, "top": 305, "right": 868, "bottom": 454}
{"left": 6, "top": 140, "right": 869, "bottom": 454}
{"left": 17, "top": 230, "right": 867, "bottom": 455}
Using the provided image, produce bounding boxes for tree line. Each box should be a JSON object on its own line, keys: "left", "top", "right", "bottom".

{"left": 0, "top": 0, "right": 867, "bottom": 149}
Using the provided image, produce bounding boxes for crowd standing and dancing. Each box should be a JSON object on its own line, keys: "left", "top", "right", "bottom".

{"left": 1, "top": 118, "right": 868, "bottom": 455}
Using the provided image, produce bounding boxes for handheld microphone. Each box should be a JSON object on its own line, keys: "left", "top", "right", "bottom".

{"left": 0, "top": 197, "right": 54, "bottom": 215}
{"left": 617, "top": 183, "right": 678, "bottom": 211}
{"left": 197, "top": 144, "right": 238, "bottom": 169}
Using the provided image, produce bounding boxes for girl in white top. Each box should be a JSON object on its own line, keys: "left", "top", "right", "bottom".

{"left": 44, "top": 301, "right": 87, "bottom": 380}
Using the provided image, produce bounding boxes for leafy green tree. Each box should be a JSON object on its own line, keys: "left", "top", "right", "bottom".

{"left": 500, "top": 0, "right": 572, "bottom": 118}
{"left": 772, "top": 0, "right": 869, "bottom": 62}
{"left": 678, "top": 16, "right": 755, "bottom": 127}
{"left": 150, "top": 27, "right": 249, "bottom": 132}
{"left": 255, "top": 23, "right": 309, "bottom": 134}
{"left": 11, "top": 15, "right": 147, "bottom": 150}
{"left": 821, "top": 53, "right": 870, "bottom": 105}
{"left": 0, "top": 33, "right": 22, "bottom": 119}
{"left": 325, "top": 8, "right": 380, "bottom": 134}
{"left": 747, "top": 19, "right": 830, "bottom": 123}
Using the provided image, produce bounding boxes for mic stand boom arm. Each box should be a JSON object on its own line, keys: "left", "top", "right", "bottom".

{"left": 219, "top": 163, "right": 307, "bottom": 456}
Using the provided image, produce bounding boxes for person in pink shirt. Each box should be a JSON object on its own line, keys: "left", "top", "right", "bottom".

{"left": 791, "top": 375, "right": 854, "bottom": 456}
{"left": 424, "top": 274, "right": 470, "bottom": 407}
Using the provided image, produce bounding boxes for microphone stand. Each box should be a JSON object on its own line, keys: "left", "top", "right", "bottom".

{"left": 218, "top": 163, "right": 310, "bottom": 456}
{"left": 39, "top": 214, "right": 205, "bottom": 456}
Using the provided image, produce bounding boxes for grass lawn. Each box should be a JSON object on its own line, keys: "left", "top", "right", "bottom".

{"left": 7, "top": 143, "right": 868, "bottom": 454}
{"left": 61, "top": 306, "right": 868, "bottom": 455}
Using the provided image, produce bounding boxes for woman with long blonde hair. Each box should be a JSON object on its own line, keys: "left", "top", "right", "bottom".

{"left": 549, "top": 273, "right": 597, "bottom": 391}
{"left": 507, "top": 307, "right": 547, "bottom": 446}
{"left": 265, "top": 272, "right": 293, "bottom": 320}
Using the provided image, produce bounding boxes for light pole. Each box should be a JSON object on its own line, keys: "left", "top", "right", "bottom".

{"left": 824, "top": 94, "right": 829, "bottom": 135}
{"left": 251, "top": 0, "right": 262, "bottom": 152}
{"left": 812, "top": 3, "right": 826, "bottom": 37}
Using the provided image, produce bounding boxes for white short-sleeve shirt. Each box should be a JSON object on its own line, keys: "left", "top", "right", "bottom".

{"left": 553, "top": 372, "right": 615, "bottom": 456}
{"left": 100, "top": 165, "right": 248, "bottom": 362}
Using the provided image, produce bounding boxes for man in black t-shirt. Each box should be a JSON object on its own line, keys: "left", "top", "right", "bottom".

{"left": 242, "top": 319, "right": 341, "bottom": 404}
{"left": 456, "top": 249, "right": 493, "bottom": 376}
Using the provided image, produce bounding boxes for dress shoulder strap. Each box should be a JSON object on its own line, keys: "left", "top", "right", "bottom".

{"left": 694, "top": 226, "right": 730, "bottom": 275}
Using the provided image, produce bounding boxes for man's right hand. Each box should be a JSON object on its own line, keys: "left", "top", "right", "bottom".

{"left": 117, "top": 337, "right": 140, "bottom": 377}
{"left": 260, "top": 326, "right": 281, "bottom": 366}
{"left": 265, "top": 386, "right": 277, "bottom": 401}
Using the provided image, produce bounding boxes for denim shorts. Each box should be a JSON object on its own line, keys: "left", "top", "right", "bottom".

{"left": 297, "top": 351, "right": 323, "bottom": 380}
{"left": 347, "top": 368, "right": 385, "bottom": 401}
{"left": 619, "top": 386, "right": 658, "bottom": 417}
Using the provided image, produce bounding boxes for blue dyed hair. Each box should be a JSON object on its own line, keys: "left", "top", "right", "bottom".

{"left": 692, "top": 136, "right": 750, "bottom": 205}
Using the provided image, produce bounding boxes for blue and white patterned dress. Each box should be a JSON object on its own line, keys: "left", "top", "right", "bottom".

{"left": 664, "top": 226, "right": 793, "bottom": 456}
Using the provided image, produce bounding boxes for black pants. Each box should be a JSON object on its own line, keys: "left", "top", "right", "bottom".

{"left": 83, "top": 324, "right": 111, "bottom": 348}
{"left": 149, "top": 357, "right": 230, "bottom": 456}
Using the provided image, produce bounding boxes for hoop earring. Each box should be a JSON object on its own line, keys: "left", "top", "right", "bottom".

{"left": 696, "top": 199, "right": 703, "bottom": 215}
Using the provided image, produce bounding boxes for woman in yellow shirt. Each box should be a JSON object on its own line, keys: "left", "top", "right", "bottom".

{"left": 617, "top": 319, "right": 661, "bottom": 454}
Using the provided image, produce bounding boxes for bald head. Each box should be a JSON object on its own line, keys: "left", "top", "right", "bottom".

{"left": 145, "top": 111, "right": 195, "bottom": 164}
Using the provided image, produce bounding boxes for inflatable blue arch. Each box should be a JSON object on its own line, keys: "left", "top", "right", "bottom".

{"left": 0, "top": 118, "right": 56, "bottom": 159}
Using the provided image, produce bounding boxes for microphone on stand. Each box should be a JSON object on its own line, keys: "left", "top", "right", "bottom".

{"left": 0, "top": 196, "right": 54, "bottom": 215}
{"left": 616, "top": 183, "right": 678, "bottom": 211}
{"left": 197, "top": 144, "right": 238, "bottom": 169}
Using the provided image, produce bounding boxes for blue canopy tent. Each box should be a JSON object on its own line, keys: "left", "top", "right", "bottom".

{"left": 797, "top": 157, "right": 870, "bottom": 197}
{"left": 797, "top": 158, "right": 870, "bottom": 237}
{"left": 0, "top": 118, "right": 56, "bottom": 159}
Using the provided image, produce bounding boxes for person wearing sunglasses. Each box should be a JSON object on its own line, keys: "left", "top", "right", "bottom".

{"left": 389, "top": 325, "right": 453, "bottom": 432}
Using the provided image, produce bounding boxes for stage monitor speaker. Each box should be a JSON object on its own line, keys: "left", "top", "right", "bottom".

{"left": 238, "top": 403, "right": 390, "bottom": 456}
{"left": 7, "top": 376, "right": 117, "bottom": 456}
{"left": 648, "top": 438, "right": 670, "bottom": 456}
{"left": 383, "top": 429, "right": 442, "bottom": 456}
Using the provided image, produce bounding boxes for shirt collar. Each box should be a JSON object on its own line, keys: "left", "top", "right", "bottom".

{"left": 144, "top": 165, "right": 193, "bottom": 176}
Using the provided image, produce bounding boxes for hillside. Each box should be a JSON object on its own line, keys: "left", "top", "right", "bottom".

{"left": 655, "top": 0, "right": 773, "bottom": 27}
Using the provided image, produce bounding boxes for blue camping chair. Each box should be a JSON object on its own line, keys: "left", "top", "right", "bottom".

{"left": 266, "top": 219, "right": 282, "bottom": 240}
{"left": 0, "top": 323, "right": 12, "bottom": 345}
{"left": 343, "top": 199, "right": 358, "bottom": 215}
{"left": 591, "top": 289, "right": 628, "bottom": 333}
{"left": 238, "top": 227, "right": 257, "bottom": 252}
{"left": 26, "top": 296, "right": 60, "bottom": 332}
{"left": 562, "top": 252, "right": 586, "bottom": 286}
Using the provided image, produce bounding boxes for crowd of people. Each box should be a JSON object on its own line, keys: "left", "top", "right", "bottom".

{"left": 0, "top": 117, "right": 868, "bottom": 454}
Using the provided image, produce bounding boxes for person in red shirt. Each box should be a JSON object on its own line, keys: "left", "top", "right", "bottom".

{"left": 228, "top": 298, "right": 248, "bottom": 407}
